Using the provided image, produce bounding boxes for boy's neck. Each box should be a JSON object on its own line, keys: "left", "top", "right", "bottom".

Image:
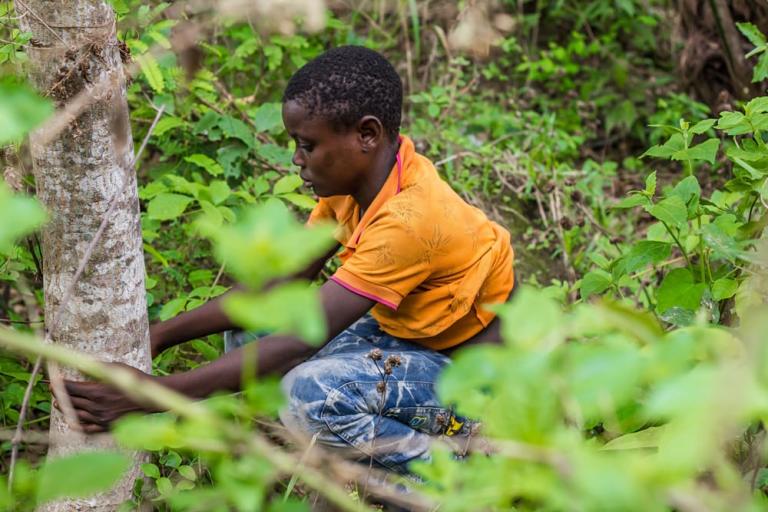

{"left": 353, "top": 139, "right": 400, "bottom": 211}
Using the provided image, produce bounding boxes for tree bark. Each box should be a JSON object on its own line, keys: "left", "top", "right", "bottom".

{"left": 16, "top": 1, "right": 151, "bottom": 510}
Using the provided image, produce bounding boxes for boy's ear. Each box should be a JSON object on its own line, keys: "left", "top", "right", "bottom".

{"left": 357, "top": 115, "right": 384, "bottom": 153}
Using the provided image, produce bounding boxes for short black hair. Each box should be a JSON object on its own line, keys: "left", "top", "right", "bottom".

{"left": 283, "top": 46, "right": 403, "bottom": 141}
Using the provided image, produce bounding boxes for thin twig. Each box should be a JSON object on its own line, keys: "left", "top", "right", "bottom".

{"left": 7, "top": 276, "right": 43, "bottom": 489}
{"left": 7, "top": 358, "right": 41, "bottom": 490}
{"left": 15, "top": 0, "right": 69, "bottom": 47}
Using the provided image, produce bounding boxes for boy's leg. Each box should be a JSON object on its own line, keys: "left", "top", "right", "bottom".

{"left": 280, "top": 315, "right": 471, "bottom": 474}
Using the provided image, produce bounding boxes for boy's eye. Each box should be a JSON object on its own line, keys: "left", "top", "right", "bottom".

{"left": 299, "top": 143, "right": 314, "bottom": 152}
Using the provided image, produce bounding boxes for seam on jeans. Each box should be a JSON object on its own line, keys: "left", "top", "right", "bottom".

{"left": 320, "top": 380, "right": 440, "bottom": 472}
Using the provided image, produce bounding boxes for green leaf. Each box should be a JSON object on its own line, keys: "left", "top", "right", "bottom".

{"left": 495, "top": 286, "right": 562, "bottom": 349}
{"left": 655, "top": 268, "right": 706, "bottom": 313}
{"left": 716, "top": 111, "right": 751, "bottom": 135}
{"left": 613, "top": 241, "right": 672, "bottom": 277}
{"left": 191, "top": 339, "right": 219, "bottom": 361}
{"left": 159, "top": 297, "right": 186, "bottom": 321}
{"left": 207, "top": 180, "right": 231, "bottom": 205}
{"left": 219, "top": 116, "right": 254, "bottom": 147}
{"left": 644, "top": 171, "right": 657, "bottom": 197}
{"left": 198, "top": 200, "right": 335, "bottom": 289}
{"left": 0, "top": 79, "right": 53, "bottom": 144}
{"left": 725, "top": 140, "right": 765, "bottom": 162}
{"left": 147, "top": 193, "right": 193, "bottom": 220}
{"left": 153, "top": 116, "right": 185, "bottom": 136}
{"left": 224, "top": 282, "right": 326, "bottom": 344}
{"left": 690, "top": 119, "right": 715, "bottom": 134}
{"left": 177, "top": 465, "right": 197, "bottom": 481}
{"left": 642, "top": 133, "right": 684, "bottom": 159}
{"left": 602, "top": 426, "right": 665, "bottom": 451}
{"left": 37, "top": 452, "right": 131, "bottom": 504}
{"left": 746, "top": 96, "right": 768, "bottom": 116}
{"left": 141, "top": 462, "right": 161, "bottom": 479}
{"left": 0, "top": 183, "right": 47, "bottom": 252}
{"left": 184, "top": 154, "right": 223, "bottom": 176}
{"left": 670, "top": 175, "right": 701, "bottom": 217}
{"left": 646, "top": 196, "right": 688, "bottom": 227}
{"left": 281, "top": 192, "right": 317, "bottom": 210}
{"left": 273, "top": 174, "right": 303, "bottom": 195}
{"left": 755, "top": 53, "right": 768, "bottom": 83}
{"left": 613, "top": 194, "right": 649, "bottom": 209}
{"left": 712, "top": 278, "right": 738, "bottom": 301}
{"left": 671, "top": 138, "right": 719, "bottom": 164}
{"left": 731, "top": 156, "right": 763, "bottom": 180}
{"left": 136, "top": 53, "right": 164, "bottom": 93}
{"left": 580, "top": 270, "right": 612, "bottom": 299}
{"left": 737, "top": 22, "right": 767, "bottom": 48}
{"left": 257, "top": 143, "right": 293, "bottom": 167}
{"left": 156, "top": 476, "right": 173, "bottom": 496}
{"left": 252, "top": 102, "right": 283, "bottom": 133}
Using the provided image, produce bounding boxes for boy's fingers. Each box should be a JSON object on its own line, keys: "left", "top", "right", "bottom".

{"left": 63, "top": 379, "right": 98, "bottom": 398}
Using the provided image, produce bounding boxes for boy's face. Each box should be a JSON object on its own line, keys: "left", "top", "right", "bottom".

{"left": 282, "top": 100, "right": 372, "bottom": 198}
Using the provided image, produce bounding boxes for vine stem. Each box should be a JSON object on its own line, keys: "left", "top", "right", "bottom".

{"left": 661, "top": 220, "right": 693, "bottom": 271}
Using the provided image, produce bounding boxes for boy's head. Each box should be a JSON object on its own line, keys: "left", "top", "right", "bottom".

{"left": 282, "top": 46, "right": 403, "bottom": 198}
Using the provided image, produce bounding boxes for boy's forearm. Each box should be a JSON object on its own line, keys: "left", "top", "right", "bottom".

{"left": 158, "top": 335, "right": 316, "bottom": 398}
{"left": 151, "top": 288, "right": 241, "bottom": 355}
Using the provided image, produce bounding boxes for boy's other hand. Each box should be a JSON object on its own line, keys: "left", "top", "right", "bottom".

{"left": 57, "top": 363, "right": 155, "bottom": 433}
{"left": 149, "top": 323, "right": 165, "bottom": 359}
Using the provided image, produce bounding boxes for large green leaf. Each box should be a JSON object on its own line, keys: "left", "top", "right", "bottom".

{"left": 671, "top": 138, "right": 719, "bottom": 164}
{"left": 613, "top": 240, "right": 672, "bottom": 277}
{"left": 223, "top": 282, "right": 326, "bottom": 344}
{"left": 0, "top": 183, "right": 47, "bottom": 252}
{"left": 36, "top": 452, "right": 131, "bottom": 504}
{"left": 0, "top": 80, "right": 53, "bottom": 144}
{"left": 655, "top": 268, "right": 705, "bottom": 313}
{"left": 641, "top": 133, "right": 684, "bottom": 159}
{"left": 737, "top": 22, "right": 767, "bottom": 48}
{"left": 219, "top": 116, "right": 254, "bottom": 148}
{"left": 495, "top": 286, "right": 563, "bottom": 349}
{"left": 147, "top": 193, "right": 194, "bottom": 220}
{"left": 580, "top": 270, "right": 612, "bottom": 299}
{"left": 185, "top": 154, "right": 224, "bottom": 176}
{"left": 135, "top": 53, "right": 164, "bottom": 93}
{"left": 273, "top": 174, "right": 303, "bottom": 195}
{"left": 199, "top": 200, "right": 335, "bottom": 290}
{"left": 252, "top": 102, "right": 283, "bottom": 133}
{"left": 645, "top": 196, "right": 687, "bottom": 227}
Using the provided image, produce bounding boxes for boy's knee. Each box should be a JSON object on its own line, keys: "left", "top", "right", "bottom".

{"left": 280, "top": 358, "right": 342, "bottom": 432}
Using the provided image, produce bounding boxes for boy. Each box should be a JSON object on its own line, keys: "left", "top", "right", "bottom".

{"left": 66, "top": 46, "right": 515, "bottom": 473}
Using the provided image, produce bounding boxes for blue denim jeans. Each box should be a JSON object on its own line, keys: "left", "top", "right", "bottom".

{"left": 225, "top": 314, "right": 473, "bottom": 474}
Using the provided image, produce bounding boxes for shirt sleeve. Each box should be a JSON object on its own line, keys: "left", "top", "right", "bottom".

{"left": 330, "top": 218, "right": 433, "bottom": 310}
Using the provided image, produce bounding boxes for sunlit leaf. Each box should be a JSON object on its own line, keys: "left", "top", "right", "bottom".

{"left": 37, "top": 452, "right": 131, "bottom": 504}
{"left": 0, "top": 79, "right": 53, "bottom": 144}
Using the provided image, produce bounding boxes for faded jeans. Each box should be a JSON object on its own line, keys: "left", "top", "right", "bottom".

{"left": 224, "top": 314, "right": 473, "bottom": 473}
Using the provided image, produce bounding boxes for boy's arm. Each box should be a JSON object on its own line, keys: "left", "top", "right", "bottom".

{"left": 150, "top": 243, "right": 341, "bottom": 357}
{"left": 64, "top": 278, "right": 373, "bottom": 431}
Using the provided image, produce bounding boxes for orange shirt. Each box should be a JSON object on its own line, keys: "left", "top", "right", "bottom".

{"left": 308, "top": 135, "right": 515, "bottom": 350}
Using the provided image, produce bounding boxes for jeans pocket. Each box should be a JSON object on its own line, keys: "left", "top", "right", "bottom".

{"left": 384, "top": 406, "right": 469, "bottom": 436}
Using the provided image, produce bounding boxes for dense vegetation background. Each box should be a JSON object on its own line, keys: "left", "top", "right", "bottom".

{"left": 3, "top": 0, "right": 768, "bottom": 510}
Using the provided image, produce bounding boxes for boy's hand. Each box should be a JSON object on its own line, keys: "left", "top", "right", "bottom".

{"left": 57, "top": 363, "right": 155, "bottom": 433}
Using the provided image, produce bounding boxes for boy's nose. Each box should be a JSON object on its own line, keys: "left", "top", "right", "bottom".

{"left": 292, "top": 150, "right": 305, "bottom": 168}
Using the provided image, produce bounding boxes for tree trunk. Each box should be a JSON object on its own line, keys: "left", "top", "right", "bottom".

{"left": 16, "top": 1, "right": 151, "bottom": 510}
